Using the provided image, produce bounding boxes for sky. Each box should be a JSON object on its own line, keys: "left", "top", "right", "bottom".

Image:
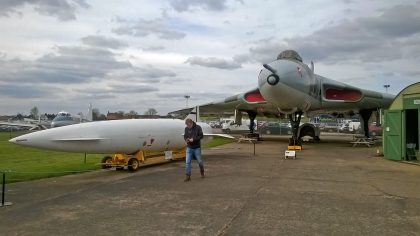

{"left": 0, "top": 0, "right": 419, "bottom": 116}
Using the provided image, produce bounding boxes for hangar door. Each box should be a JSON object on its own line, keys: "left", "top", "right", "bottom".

{"left": 384, "top": 110, "right": 403, "bottom": 160}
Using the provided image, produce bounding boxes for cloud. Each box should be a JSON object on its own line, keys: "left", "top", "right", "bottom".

{"left": 76, "top": 83, "right": 159, "bottom": 94}
{"left": 0, "top": 46, "right": 131, "bottom": 84}
{"left": 245, "top": 38, "right": 288, "bottom": 64}
{"left": 239, "top": 3, "right": 420, "bottom": 67}
{"left": 73, "top": 83, "right": 159, "bottom": 101}
{"left": 0, "top": 0, "right": 90, "bottom": 21}
{"left": 109, "top": 66, "right": 177, "bottom": 84}
{"left": 283, "top": 4, "right": 420, "bottom": 63}
{"left": 0, "top": 83, "right": 58, "bottom": 98}
{"left": 136, "top": 66, "right": 177, "bottom": 79}
{"left": 142, "top": 46, "right": 165, "bottom": 51}
{"left": 112, "top": 18, "right": 186, "bottom": 40}
{"left": 81, "top": 35, "right": 128, "bottom": 49}
{"left": 156, "top": 91, "right": 232, "bottom": 101}
{"left": 185, "top": 56, "right": 241, "bottom": 70}
{"left": 169, "top": 0, "right": 228, "bottom": 12}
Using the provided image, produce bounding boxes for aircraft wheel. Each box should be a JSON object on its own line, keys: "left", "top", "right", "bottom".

{"left": 101, "top": 156, "right": 112, "bottom": 169}
{"left": 128, "top": 158, "right": 139, "bottom": 171}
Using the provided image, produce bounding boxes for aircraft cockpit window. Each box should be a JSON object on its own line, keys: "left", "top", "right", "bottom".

{"left": 53, "top": 116, "right": 73, "bottom": 121}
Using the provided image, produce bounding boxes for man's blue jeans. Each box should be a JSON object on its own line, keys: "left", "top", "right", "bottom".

{"left": 185, "top": 147, "right": 203, "bottom": 175}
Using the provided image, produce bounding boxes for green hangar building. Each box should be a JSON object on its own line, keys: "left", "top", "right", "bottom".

{"left": 384, "top": 82, "right": 420, "bottom": 161}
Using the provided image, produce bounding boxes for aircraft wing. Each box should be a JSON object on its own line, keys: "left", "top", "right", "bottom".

{"left": 169, "top": 88, "right": 281, "bottom": 118}
{"left": 0, "top": 122, "right": 47, "bottom": 130}
{"left": 315, "top": 76, "right": 394, "bottom": 111}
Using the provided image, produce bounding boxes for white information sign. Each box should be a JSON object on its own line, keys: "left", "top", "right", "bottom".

{"left": 164, "top": 151, "right": 173, "bottom": 160}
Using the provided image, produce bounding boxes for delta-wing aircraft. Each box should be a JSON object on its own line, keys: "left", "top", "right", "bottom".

{"left": 188, "top": 50, "right": 394, "bottom": 144}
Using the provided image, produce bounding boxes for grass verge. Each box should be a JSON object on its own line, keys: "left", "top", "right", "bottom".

{"left": 0, "top": 131, "right": 233, "bottom": 183}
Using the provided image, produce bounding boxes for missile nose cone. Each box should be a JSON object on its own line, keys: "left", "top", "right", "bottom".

{"left": 9, "top": 137, "right": 28, "bottom": 144}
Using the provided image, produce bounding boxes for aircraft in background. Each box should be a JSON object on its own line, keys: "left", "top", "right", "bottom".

{"left": 0, "top": 104, "right": 94, "bottom": 130}
{"left": 0, "top": 116, "right": 51, "bottom": 130}
{"left": 51, "top": 104, "right": 93, "bottom": 128}
{"left": 185, "top": 50, "right": 394, "bottom": 143}
{"left": 0, "top": 121, "right": 48, "bottom": 131}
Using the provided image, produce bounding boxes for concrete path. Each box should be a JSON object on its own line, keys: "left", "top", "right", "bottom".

{"left": 1, "top": 136, "right": 420, "bottom": 235}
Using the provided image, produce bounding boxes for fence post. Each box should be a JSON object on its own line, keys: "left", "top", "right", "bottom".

{"left": 1, "top": 172, "right": 13, "bottom": 207}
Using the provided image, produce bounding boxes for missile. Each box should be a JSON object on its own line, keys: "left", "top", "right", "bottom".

{"left": 9, "top": 119, "right": 232, "bottom": 154}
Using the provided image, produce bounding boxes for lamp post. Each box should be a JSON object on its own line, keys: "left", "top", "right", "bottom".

{"left": 184, "top": 95, "right": 190, "bottom": 108}
{"left": 383, "top": 84, "right": 390, "bottom": 93}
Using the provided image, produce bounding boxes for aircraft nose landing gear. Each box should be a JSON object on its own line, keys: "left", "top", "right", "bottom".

{"left": 288, "top": 111, "right": 303, "bottom": 150}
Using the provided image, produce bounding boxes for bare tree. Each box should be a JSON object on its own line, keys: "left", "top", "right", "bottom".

{"left": 92, "top": 108, "right": 101, "bottom": 120}
{"left": 30, "top": 106, "right": 39, "bottom": 119}
{"left": 127, "top": 110, "right": 138, "bottom": 116}
{"left": 144, "top": 108, "right": 158, "bottom": 115}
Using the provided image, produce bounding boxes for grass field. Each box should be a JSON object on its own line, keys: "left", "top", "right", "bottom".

{"left": 0, "top": 131, "right": 233, "bottom": 183}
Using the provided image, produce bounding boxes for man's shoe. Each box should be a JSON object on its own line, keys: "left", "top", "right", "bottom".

{"left": 200, "top": 171, "right": 205, "bottom": 178}
{"left": 184, "top": 175, "right": 191, "bottom": 182}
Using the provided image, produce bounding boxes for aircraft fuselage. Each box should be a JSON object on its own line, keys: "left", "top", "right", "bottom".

{"left": 257, "top": 54, "right": 394, "bottom": 115}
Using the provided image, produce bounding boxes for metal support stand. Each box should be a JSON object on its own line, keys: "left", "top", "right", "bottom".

{"left": 1, "top": 172, "right": 12, "bottom": 207}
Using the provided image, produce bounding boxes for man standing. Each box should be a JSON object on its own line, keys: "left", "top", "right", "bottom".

{"left": 184, "top": 118, "right": 204, "bottom": 182}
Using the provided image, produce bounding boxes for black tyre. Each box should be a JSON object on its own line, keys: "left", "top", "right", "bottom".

{"left": 128, "top": 158, "right": 140, "bottom": 171}
{"left": 101, "top": 156, "right": 112, "bottom": 169}
{"left": 225, "top": 129, "right": 231, "bottom": 134}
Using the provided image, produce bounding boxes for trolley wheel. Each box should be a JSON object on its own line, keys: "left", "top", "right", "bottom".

{"left": 101, "top": 156, "right": 112, "bottom": 169}
{"left": 127, "top": 158, "right": 139, "bottom": 171}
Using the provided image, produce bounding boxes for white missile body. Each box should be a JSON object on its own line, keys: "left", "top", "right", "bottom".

{"left": 9, "top": 119, "right": 224, "bottom": 154}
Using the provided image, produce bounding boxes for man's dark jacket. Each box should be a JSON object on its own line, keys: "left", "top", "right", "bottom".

{"left": 184, "top": 122, "right": 203, "bottom": 149}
